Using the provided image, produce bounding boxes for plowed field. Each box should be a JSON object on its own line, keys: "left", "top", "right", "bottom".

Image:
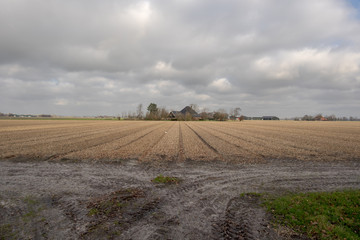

{"left": 1, "top": 120, "right": 360, "bottom": 239}
{"left": 1, "top": 120, "right": 359, "bottom": 162}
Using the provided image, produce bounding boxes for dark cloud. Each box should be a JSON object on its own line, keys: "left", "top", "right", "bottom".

{"left": 0, "top": 0, "right": 359, "bottom": 117}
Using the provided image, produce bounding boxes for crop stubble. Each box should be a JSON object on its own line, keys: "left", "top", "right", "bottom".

{"left": 0, "top": 120, "right": 359, "bottom": 162}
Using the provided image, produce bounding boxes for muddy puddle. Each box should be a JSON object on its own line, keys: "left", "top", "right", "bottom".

{"left": 1, "top": 159, "right": 359, "bottom": 239}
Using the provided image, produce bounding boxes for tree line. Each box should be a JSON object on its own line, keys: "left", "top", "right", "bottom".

{"left": 294, "top": 114, "right": 359, "bottom": 121}
{"left": 119, "top": 103, "right": 243, "bottom": 121}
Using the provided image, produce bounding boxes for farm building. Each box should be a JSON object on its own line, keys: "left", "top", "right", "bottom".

{"left": 168, "top": 111, "right": 181, "bottom": 119}
{"left": 262, "top": 116, "right": 280, "bottom": 120}
{"left": 168, "top": 106, "right": 200, "bottom": 120}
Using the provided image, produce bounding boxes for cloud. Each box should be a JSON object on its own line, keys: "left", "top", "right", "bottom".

{"left": 0, "top": 0, "right": 359, "bottom": 117}
{"left": 209, "top": 78, "right": 232, "bottom": 92}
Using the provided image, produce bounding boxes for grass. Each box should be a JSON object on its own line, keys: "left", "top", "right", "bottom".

{"left": 87, "top": 188, "right": 142, "bottom": 217}
{"left": 152, "top": 174, "right": 181, "bottom": 184}
{"left": 264, "top": 190, "right": 360, "bottom": 240}
{"left": 0, "top": 224, "right": 17, "bottom": 240}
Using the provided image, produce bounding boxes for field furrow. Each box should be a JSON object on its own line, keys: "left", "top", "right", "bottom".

{"left": 0, "top": 122, "right": 134, "bottom": 147}
{"left": 0, "top": 121, "right": 159, "bottom": 159}
{"left": 181, "top": 123, "right": 219, "bottom": 161}
{"left": 141, "top": 122, "right": 180, "bottom": 162}
{"left": 55, "top": 122, "right": 167, "bottom": 160}
{"left": 186, "top": 122, "right": 262, "bottom": 162}
{"left": 0, "top": 120, "right": 359, "bottom": 162}
{"left": 206, "top": 122, "right": 360, "bottom": 161}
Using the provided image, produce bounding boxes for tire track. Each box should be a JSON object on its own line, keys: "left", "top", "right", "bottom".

{"left": 212, "top": 195, "right": 277, "bottom": 240}
{"left": 1, "top": 160, "right": 359, "bottom": 239}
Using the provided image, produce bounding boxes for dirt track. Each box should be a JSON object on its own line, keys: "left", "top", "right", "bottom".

{"left": 1, "top": 159, "right": 359, "bottom": 239}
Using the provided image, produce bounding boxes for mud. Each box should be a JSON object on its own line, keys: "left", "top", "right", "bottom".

{"left": 0, "top": 159, "right": 359, "bottom": 239}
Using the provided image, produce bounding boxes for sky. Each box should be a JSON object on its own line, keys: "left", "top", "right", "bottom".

{"left": 0, "top": 0, "right": 360, "bottom": 118}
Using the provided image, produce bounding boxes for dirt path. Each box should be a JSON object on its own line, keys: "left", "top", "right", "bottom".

{"left": 1, "top": 159, "right": 359, "bottom": 239}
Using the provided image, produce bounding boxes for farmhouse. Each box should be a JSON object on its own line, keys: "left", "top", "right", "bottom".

{"left": 168, "top": 111, "right": 181, "bottom": 119}
{"left": 168, "top": 106, "right": 200, "bottom": 120}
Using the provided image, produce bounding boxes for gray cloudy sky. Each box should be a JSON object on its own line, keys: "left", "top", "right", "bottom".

{"left": 1, "top": 0, "right": 360, "bottom": 118}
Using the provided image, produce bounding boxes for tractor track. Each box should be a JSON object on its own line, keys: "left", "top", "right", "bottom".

{"left": 2, "top": 159, "right": 358, "bottom": 239}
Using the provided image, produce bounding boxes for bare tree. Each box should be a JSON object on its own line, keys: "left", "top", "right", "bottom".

{"left": 159, "top": 107, "right": 169, "bottom": 119}
{"left": 233, "top": 107, "right": 241, "bottom": 117}
{"left": 326, "top": 114, "right": 337, "bottom": 121}
{"left": 229, "top": 107, "right": 241, "bottom": 119}
{"left": 200, "top": 107, "right": 209, "bottom": 120}
{"left": 189, "top": 103, "right": 199, "bottom": 113}
{"left": 214, "top": 109, "right": 228, "bottom": 121}
{"left": 136, "top": 103, "right": 143, "bottom": 119}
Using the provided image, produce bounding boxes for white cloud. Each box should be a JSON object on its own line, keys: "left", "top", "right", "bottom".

{"left": 209, "top": 78, "right": 232, "bottom": 92}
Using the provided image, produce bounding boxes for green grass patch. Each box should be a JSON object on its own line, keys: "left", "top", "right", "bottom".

{"left": 152, "top": 174, "right": 181, "bottom": 184}
{"left": 264, "top": 190, "right": 360, "bottom": 240}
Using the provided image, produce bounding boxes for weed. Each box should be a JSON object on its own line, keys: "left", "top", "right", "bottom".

{"left": 240, "top": 192, "right": 262, "bottom": 197}
{"left": 152, "top": 174, "right": 181, "bottom": 184}
{"left": 0, "top": 224, "right": 17, "bottom": 240}
{"left": 88, "top": 208, "right": 99, "bottom": 216}
{"left": 264, "top": 190, "right": 360, "bottom": 240}
{"left": 23, "top": 195, "right": 38, "bottom": 206}
{"left": 21, "top": 195, "right": 42, "bottom": 222}
{"left": 87, "top": 188, "right": 142, "bottom": 218}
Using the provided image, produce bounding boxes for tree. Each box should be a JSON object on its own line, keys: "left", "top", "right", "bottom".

{"left": 229, "top": 107, "right": 241, "bottom": 120}
{"left": 200, "top": 108, "right": 209, "bottom": 120}
{"left": 159, "top": 107, "right": 169, "bottom": 119}
{"left": 213, "top": 109, "right": 228, "bottom": 121}
{"left": 136, "top": 103, "right": 143, "bottom": 119}
{"left": 302, "top": 115, "right": 314, "bottom": 121}
{"left": 326, "top": 114, "right": 336, "bottom": 121}
{"left": 146, "top": 103, "right": 158, "bottom": 120}
{"left": 147, "top": 103, "right": 158, "bottom": 114}
{"left": 314, "top": 113, "right": 323, "bottom": 121}
{"left": 231, "top": 107, "right": 241, "bottom": 117}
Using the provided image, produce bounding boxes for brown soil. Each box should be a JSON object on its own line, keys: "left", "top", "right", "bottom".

{"left": 1, "top": 159, "right": 359, "bottom": 239}
{"left": 1, "top": 120, "right": 360, "bottom": 162}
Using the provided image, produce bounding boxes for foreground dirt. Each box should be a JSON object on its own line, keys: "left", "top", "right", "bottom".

{"left": 1, "top": 159, "right": 359, "bottom": 239}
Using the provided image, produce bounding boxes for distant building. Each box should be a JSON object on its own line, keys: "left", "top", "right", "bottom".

{"left": 168, "top": 111, "right": 181, "bottom": 119}
{"left": 168, "top": 106, "right": 200, "bottom": 120}
{"left": 262, "top": 116, "right": 280, "bottom": 120}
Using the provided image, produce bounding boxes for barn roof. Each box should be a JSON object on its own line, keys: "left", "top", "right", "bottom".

{"left": 180, "top": 106, "right": 198, "bottom": 115}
